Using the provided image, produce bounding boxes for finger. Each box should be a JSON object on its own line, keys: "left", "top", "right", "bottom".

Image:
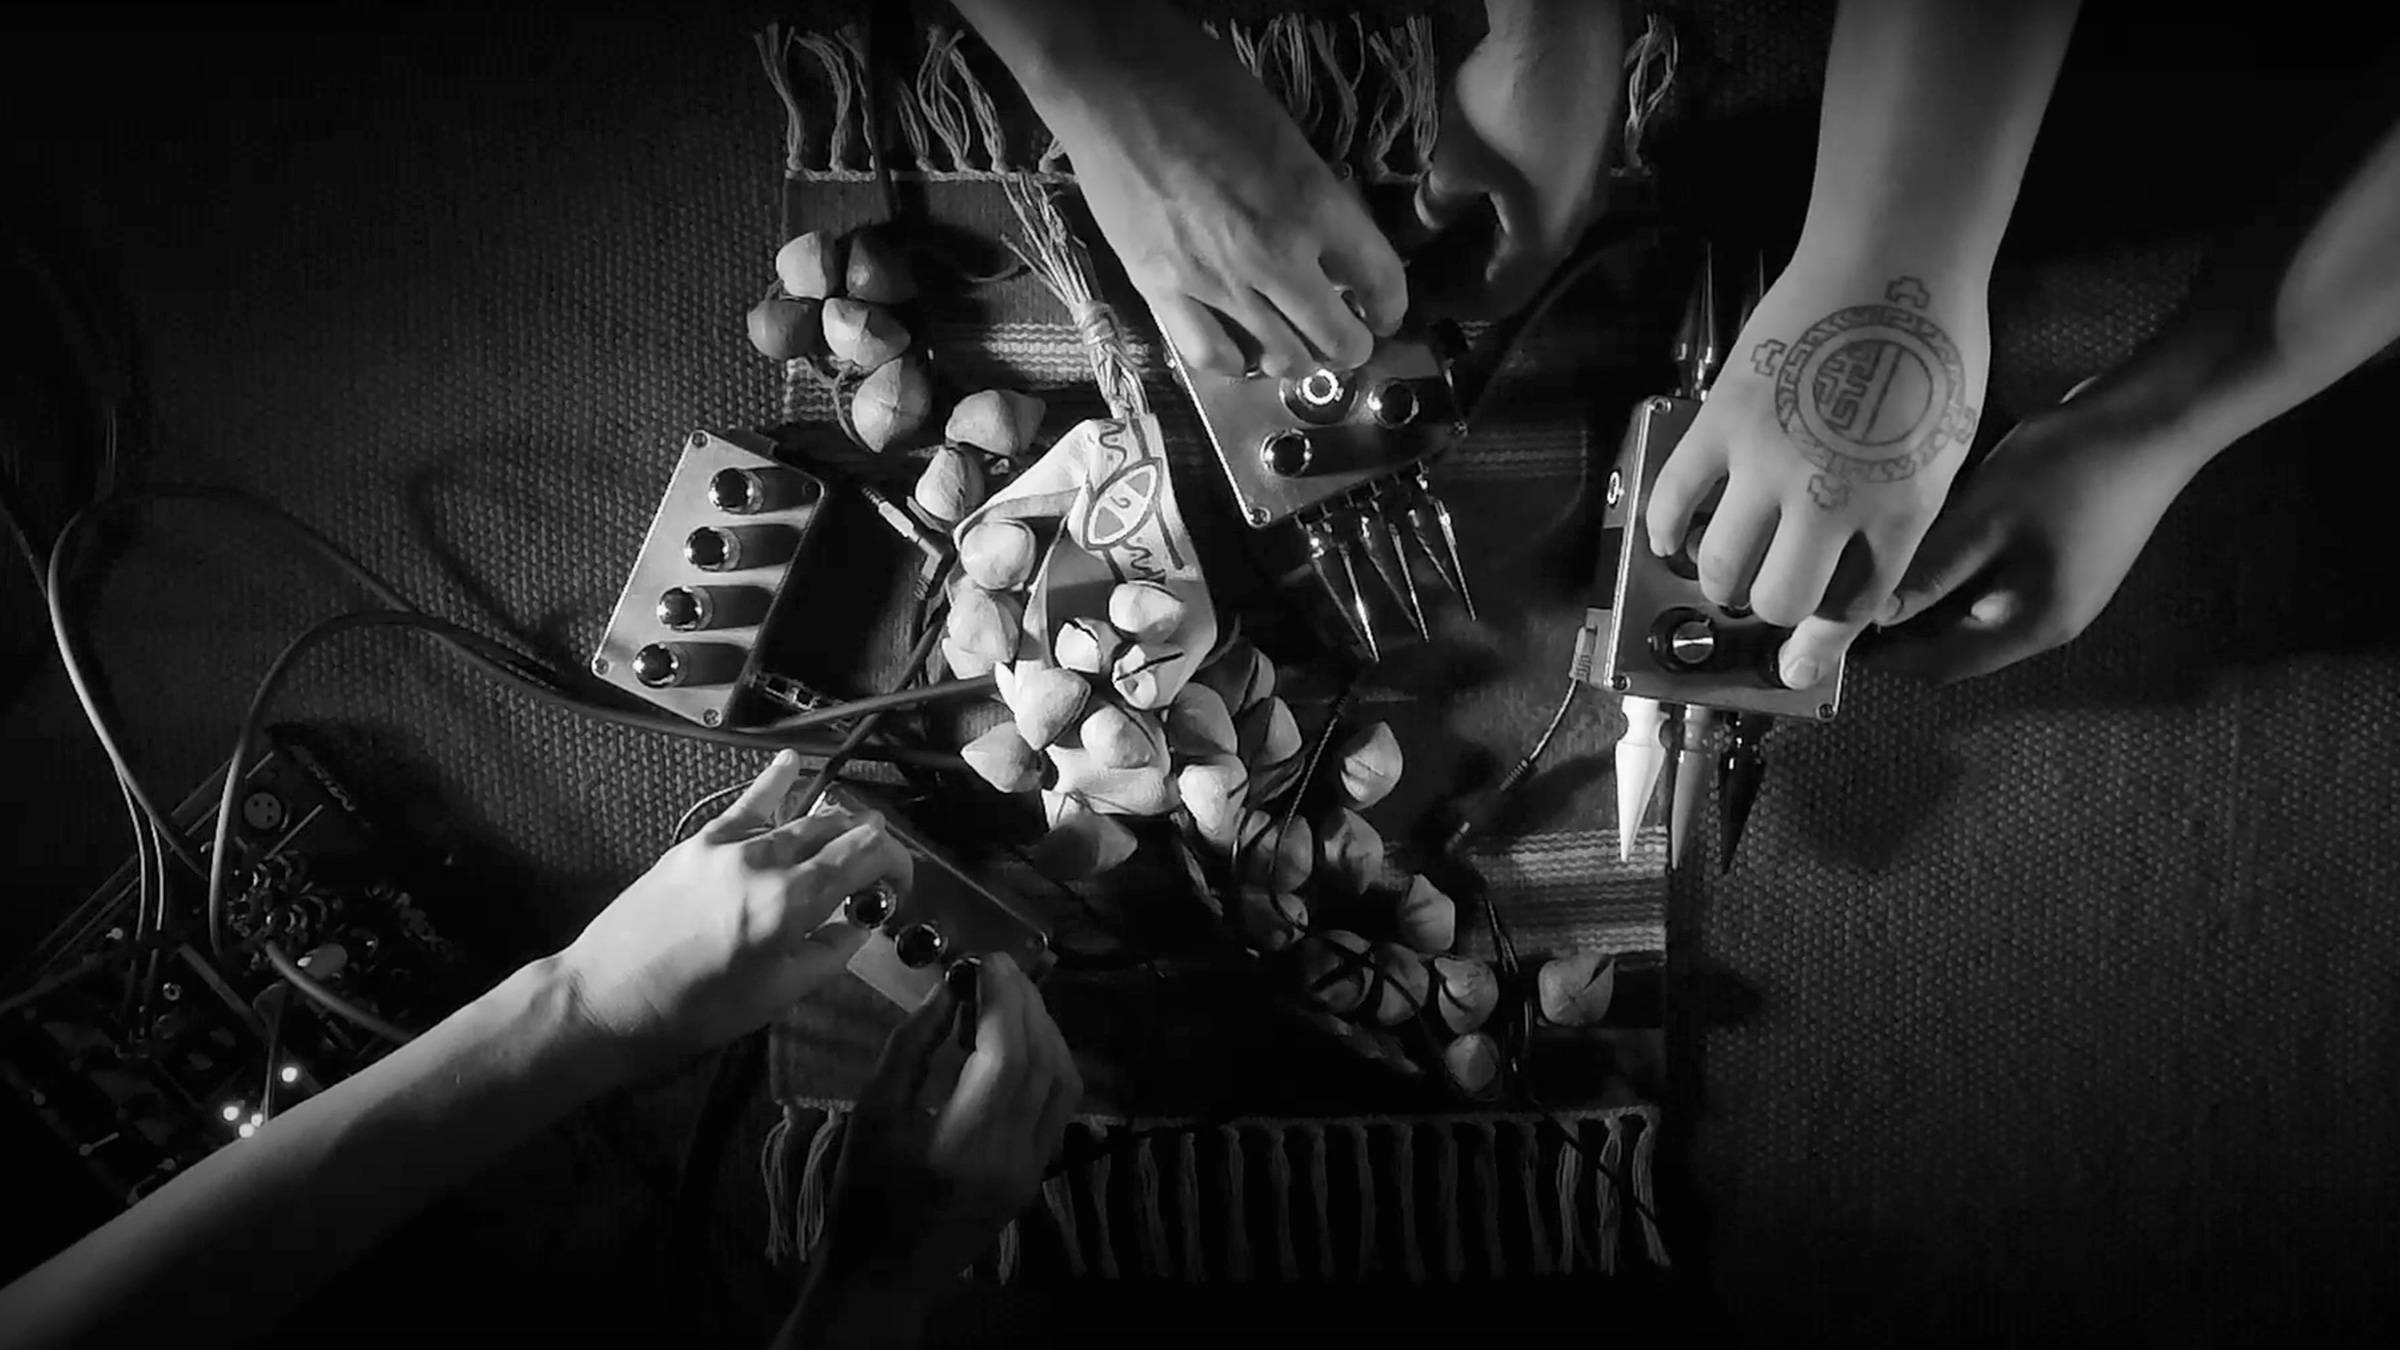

{"left": 1154, "top": 294, "right": 1248, "bottom": 377}
{"left": 1775, "top": 533, "right": 1901, "bottom": 689}
{"left": 743, "top": 806, "right": 863, "bottom": 872}
{"left": 784, "top": 818, "right": 915, "bottom": 935}
{"left": 706, "top": 749, "right": 804, "bottom": 838}
{"left": 1884, "top": 510, "right": 2011, "bottom": 628}
{"left": 1266, "top": 270, "right": 1377, "bottom": 372}
{"left": 1316, "top": 199, "right": 1409, "bottom": 341}
{"left": 858, "top": 978, "right": 959, "bottom": 1117}
{"left": 943, "top": 955, "right": 1037, "bottom": 1131}
{"left": 975, "top": 955, "right": 1053, "bottom": 1124}
{"left": 1644, "top": 433, "right": 1729, "bottom": 560}
{"left": 1229, "top": 291, "right": 1316, "bottom": 380}
{"left": 1746, "top": 520, "right": 1846, "bottom": 630}
{"left": 1871, "top": 584, "right": 2042, "bottom": 685}
{"left": 1690, "top": 477, "right": 1776, "bottom": 611}
{"left": 1023, "top": 980, "right": 1079, "bottom": 1144}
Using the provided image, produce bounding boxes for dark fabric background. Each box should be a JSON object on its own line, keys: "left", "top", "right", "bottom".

{"left": 5, "top": 1, "right": 2398, "bottom": 1345}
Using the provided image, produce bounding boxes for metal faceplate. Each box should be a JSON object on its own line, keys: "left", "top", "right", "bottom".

{"left": 825, "top": 785, "right": 1054, "bottom": 1008}
{"left": 1167, "top": 333, "right": 1462, "bottom": 528}
{"left": 591, "top": 430, "right": 828, "bottom": 728}
{"left": 1593, "top": 396, "right": 1844, "bottom": 721}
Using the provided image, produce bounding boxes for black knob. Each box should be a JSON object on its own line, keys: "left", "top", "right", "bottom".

{"left": 1365, "top": 381, "right": 1419, "bottom": 427}
{"left": 631, "top": 641, "right": 744, "bottom": 688}
{"left": 656, "top": 584, "right": 769, "bottom": 632}
{"left": 1281, "top": 369, "right": 1352, "bottom": 423}
{"left": 847, "top": 881, "right": 896, "bottom": 928}
{"left": 685, "top": 527, "right": 733, "bottom": 570}
{"left": 656, "top": 588, "right": 706, "bottom": 631}
{"left": 1649, "top": 608, "right": 1718, "bottom": 671}
{"left": 1665, "top": 512, "right": 1710, "bottom": 581}
{"left": 685, "top": 524, "right": 795, "bottom": 572}
{"left": 632, "top": 644, "right": 682, "bottom": 687}
{"left": 709, "top": 466, "right": 819, "bottom": 515}
{"left": 1262, "top": 430, "right": 1314, "bottom": 477}
{"left": 893, "top": 922, "right": 946, "bottom": 969}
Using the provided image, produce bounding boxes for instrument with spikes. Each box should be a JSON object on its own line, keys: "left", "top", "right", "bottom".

{"left": 1586, "top": 243, "right": 1844, "bottom": 871}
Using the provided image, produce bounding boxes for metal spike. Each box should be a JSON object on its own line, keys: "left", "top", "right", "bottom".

{"left": 1615, "top": 695, "right": 1669, "bottom": 862}
{"left": 1693, "top": 241, "right": 1725, "bottom": 397}
{"left": 1669, "top": 705, "right": 1718, "bottom": 869}
{"left": 1333, "top": 526, "right": 1382, "bottom": 662}
{"left": 1737, "top": 250, "right": 1767, "bottom": 335}
{"left": 1406, "top": 469, "right": 1476, "bottom": 622}
{"left": 1355, "top": 500, "right": 1427, "bottom": 639}
{"left": 1302, "top": 513, "right": 1373, "bottom": 658}
{"left": 1716, "top": 711, "right": 1774, "bottom": 874}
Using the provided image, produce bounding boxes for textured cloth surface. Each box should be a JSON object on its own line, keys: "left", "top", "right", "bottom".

{"left": 3, "top": 1, "right": 2399, "bottom": 1345}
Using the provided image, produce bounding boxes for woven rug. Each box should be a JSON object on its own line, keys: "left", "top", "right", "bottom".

{"left": 757, "top": 6, "right": 1675, "bottom": 1284}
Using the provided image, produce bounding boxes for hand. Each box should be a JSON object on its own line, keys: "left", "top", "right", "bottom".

{"left": 1646, "top": 258, "right": 1991, "bottom": 688}
{"left": 815, "top": 954, "right": 1080, "bottom": 1289}
{"left": 1417, "top": 6, "right": 1622, "bottom": 318}
{"left": 557, "top": 751, "right": 909, "bottom": 1063}
{"left": 1045, "top": 23, "right": 1405, "bottom": 377}
{"left": 1867, "top": 382, "right": 2201, "bottom": 683}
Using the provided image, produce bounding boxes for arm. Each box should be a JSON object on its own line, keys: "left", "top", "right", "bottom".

{"left": 0, "top": 958, "right": 633, "bottom": 1348}
{"left": 0, "top": 752, "right": 904, "bottom": 1348}
{"left": 1800, "top": 0, "right": 2084, "bottom": 280}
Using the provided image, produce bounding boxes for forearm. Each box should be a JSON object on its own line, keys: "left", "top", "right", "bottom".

{"left": 1800, "top": 0, "right": 2082, "bottom": 277}
{"left": 0, "top": 956, "right": 637, "bottom": 1348}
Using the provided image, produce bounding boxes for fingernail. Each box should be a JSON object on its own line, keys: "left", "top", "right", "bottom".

{"left": 1879, "top": 592, "right": 1906, "bottom": 624}
{"left": 773, "top": 749, "right": 798, "bottom": 768}
{"left": 1780, "top": 654, "right": 1820, "bottom": 689}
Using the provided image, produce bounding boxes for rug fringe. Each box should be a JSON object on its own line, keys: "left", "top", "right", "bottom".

{"left": 759, "top": 1106, "right": 796, "bottom": 1261}
{"left": 1306, "top": 1123, "right": 1334, "bottom": 1281}
{"left": 795, "top": 1107, "right": 846, "bottom": 1262}
{"left": 1519, "top": 1118, "right": 1553, "bottom": 1277}
{"left": 1476, "top": 1120, "right": 1505, "bottom": 1280}
{"left": 1177, "top": 1131, "right": 1206, "bottom": 1283}
{"left": 1555, "top": 1124, "right": 1583, "bottom": 1274}
{"left": 1634, "top": 1108, "right": 1670, "bottom": 1268}
{"left": 1599, "top": 1113, "right": 1624, "bottom": 1276}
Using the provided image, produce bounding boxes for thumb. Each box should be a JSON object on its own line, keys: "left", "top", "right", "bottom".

{"left": 859, "top": 977, "right": 958, "bottom": 1117}
{"left": 1882, "top": 511, "right": 2010, "bottom": 628}
{"left": 1870, "top": 585, "right": 2040, "bottom": 685}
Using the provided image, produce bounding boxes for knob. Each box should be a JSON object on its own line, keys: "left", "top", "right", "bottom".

{"left": 685, "top": 524, "right": 795, "bottom": 572}
{"left": 1649, "top": 609, "right": 1718, "bottom": 671}
{"left": 709, "top": 465, "right": 820, "bottom": 515}
{"left": 1664, "top": 513, "right": 1710, "bottom": 581}
{"left": 847, "top": 881, "right": 897, "bottom": 928}
{"left": 893, "top": 922, "right": 947, "bottom": 969}
{"left": 656, "top": 584, "right": 769, "bottom": 632}
{"left": 1262, "top": 430, "right": 1314, "bottom": 477}
{"left": 1281, "top": 369, "right": 1352, "bottom": 423}
{"left": 1365, "top": 381, "right": 1419, "bottom": 427}
{"left": 631, "top": 641, "right": 744, "bottom": 688}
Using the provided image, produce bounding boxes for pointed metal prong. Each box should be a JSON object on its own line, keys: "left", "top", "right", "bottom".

{"left": 1694, "top": 240, "right": 1725, "bottom": 397}
{"left": 1615, "top": 695, "right": 1669, "bottom": 863}
{"left": 1716, "top": 711, "right": 1773, "bottom": 874}
{"left": 1405, "top": 471, "right": 1476, "bottom": 623}
{"left": 1669, "top": 705, "right": 1718, "bottom": 869}
{"left": 1737, "top": 250, "right": 1767, "bottom": 335}
{"left": 1355, "top": 503, "right": 1426, "bottom": 639}
{"left": 1302, "top": 513, "right": 1373, "bottom": 658}
{"left": 1332, "top": 527, "right": 1382, "bottom": 662}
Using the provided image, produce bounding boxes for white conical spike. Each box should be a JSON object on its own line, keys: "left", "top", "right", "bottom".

{"left": 1669, "top": 705, "right": 1718, "bottom": 868}
{"left": 1616, "top": 696, "right": 1669, "bottom": 862}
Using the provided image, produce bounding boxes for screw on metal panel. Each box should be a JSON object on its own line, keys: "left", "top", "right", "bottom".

{"left": 1247, "top": 507, "right": 1270, "bottom": 526}
{"left": 1817, "top": 703, "right": 1835, "bottom": 720}
{"left": 689, "top": 432, "right": 708, "bottom": 449}
{"left": 591, "top": 656, "right": 610, "bottom": 675}
{"left": 1648, "top": 397, "right": 1673, "bottom": 415}
{"left": 703, "top": 709, "right": 721, "bottom": 726}
{"left": 1606, "top": 470, "right": 1623, "bottom": 507}
{"left": 1609, "top": 675, "right": 1629, "bottom": 691}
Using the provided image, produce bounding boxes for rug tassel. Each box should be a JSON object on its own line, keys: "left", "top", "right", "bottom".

{"left": 1135, "top": 1136, "right": 1173, "bottom": 1279}
{"left": 1621, "top": 13, "right": 1679, "bottom": 179}
{"left": 1306, "top": 1125, "right": 1333, "bottom": 1282}
{"left": 914, "top": 27, "right": 975, "bottom": 173}
{"left": 1304, "top": 15, "right": 1363, "bottom": 168}
{"left": 795, "top": 1109, "right": 846, "bottom": 1263}
{"left": 1265, "top": 1126, "right": 1297, "bottom": 1282}
{"left": 1221, "top": 1125, "right": 1251, "bottom": 1282}
{"left": 1090, "top": 1148, "right": 1121, "bottom": 1280}
{"left": 1261, "top": 16, "right": 1317, "bottom": 148}
{"left": 1000, "top": 175, "right": 1148, "bottom": 419}
{"left": 1435, "top": 1124, "right": 1464, "bottom": 1282}
{"left": 1477, "top": 1121, "right": 1506, "bottom": 1280}
{"left": 1634, "top": 1110, "right": 1670, "bottom": 1268}
{"left": 1398, "top": 16, "right": 1439, "bottom": 175}
{"left": 755, "top": 25, "right": 809, "bottom": 178}
{"left": 792, "top": 33, "right": 858, "bottom": 172}
{"left": 1555, "top": 1125, "right": 1583, "bottom": 1274}
{"left": 1178, "top": 1132, "right": 1206, "bottom": 1283}
{"left": 829, "top": 25, "right": 879, "bottom": 174}
{"left": 1598, "top": 1115, "right": 1624, "bottom": 1276}
{"left": 759, "top": 1108, "right": 796, "bottom": 1261}
{"left": 1352, "top": 1122, "right": 1375, "bottom": 1279}
{"left": 1043, "top": 1174, "right": 1087, "bottom": 1278}
{"left": 996, "top": 1218, "right": 1022, "bottom": 1284}
{"left": 1396, "top": 1125, "right": 1425, "bottom": 1283}
{"left": 948, "top": 35, "right": 1013, "bottom": 171}
{"left": 1520, "top": 1120, "right": 1553, "bottom": 1277}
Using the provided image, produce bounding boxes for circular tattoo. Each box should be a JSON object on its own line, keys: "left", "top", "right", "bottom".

{"left": 1751, "top": 277, "right": 1976, "bottom": 510}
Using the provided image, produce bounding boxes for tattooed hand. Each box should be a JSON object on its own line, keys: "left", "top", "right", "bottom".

{"left": 1646, "top": 266, "right": 1989, "bottom": 686}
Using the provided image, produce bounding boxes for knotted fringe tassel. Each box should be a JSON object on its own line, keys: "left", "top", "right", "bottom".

{"left": 761, "top": 1106, "right": 848, "bottom": 1264}
{"left": 1135, "top": 1137, "right": 1174, "bottom": 1279}
{"left": 1436, "top": 1124, "right": 1464, "bottom": 1282}
{"left": 996, "top": 1219, "right": 1022, "bottom": 1284}
{"left": 1396, "top": 1126, "right": 1425, "bottom": 1282}
{"left": 1266, "top": 1127, "right": 1298, "bottom": 1282}
{"left": 1519, "top": 1120, "right": 1554, "bottom": 1277}
{"left": 755, "top": 25, "right": 808, "bottom": 179}
{"left": 1598, "top": 1114, "right": 1625, "bottom": 1276}
{"left": 1556, "top": 1125, "right": 1585, "bottom": 1274}
{"left": 1634, "top": 1110, "right": 1670, "bottom": 1268}
{"left": 758, "top": 1108, "right": 795, "bottom": 1260}
{"left": 1043, "top": 1174, "right": 1087, "bottom": 1278}
{"left": 1352, "top": 1122, "right": 1376, "bottom": 1279}
{"left": 1477, "top": 1121, "right": 1506, "bottom": 1280}
{"left": 795, "top": 1110, "right": 846, "bottom": 1263}
{"left": 1307, "top": 1124, "right": 1334, "bottom": 1282}
{"left": 1177, "top": 1132, "right": 1206, "bottom": 1283}
{"left": 1089, "top": 1149, "right": 1121, "bottom": 1280}
{"left": 1620, "top": 12, "right": 1679, "bottom": 179}
{"left": 1221, "top": 1126, "right": 1253, "bottom": 1282}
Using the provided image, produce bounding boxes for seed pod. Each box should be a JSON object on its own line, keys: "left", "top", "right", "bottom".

{"left": 821, "top": 297, "right": 911, "bottom": 371}
{"left": 1110, "top": 642, "right": 1181, "bottom": 711}
{"left": 1194, "top": 642, "right": 1273, "bottom": 715}
{"left": 1295, "top": 929, "right": 1372, "bottom": 1017}
{"left": 1165, "top": 683, "right": 1238, "bottom": 760}
{"left": 940, "top": 585, "right": 1022, "bottom": 678}
{"left": 852, "top": 355, "right": 931, "bottom": 452}
{"left": 911, "top": 446, "right": 987, "bottom": 530}
{"left": 1053, "top": 618, "right": 1124, "bottom": 677}
{"left": 1535, "top": 950, "right": 1617, "bottom": 1027}
{"left": 1369, "top": 943, "right": 1430, "bottom": 1025}
{"left": 1336, "top": 722, "right": 1404, "bottom": 810}
{"left": 958, "top": 518, "right": 1037, "bottom": 591}
{"left": 1001, "top": 664, "right": 1090, "bottom": 751}
{"left": 842, "top": 227, "right": 917, "bottom": 304}
{"left": 1395, "top": 874, "right": 1456, "bottom": 955}
{"left": 1316, "top": 808, "right": 1384, "bottom": 896}
{"left": 1442, "top": 1032, "right": 1503, "bottom": 1099}
{"left": 1430, "top": 956, "right": 1497, "bottom": 1034}
{"left": 1177, "top": 756, "right": 1248, "bottom": 852}
{"left": 960, "top": 722, "right": 1042, "bottom": 794}
{"left": 1236, "top": 810, "right": 1313, "bottom": 894}
{"left": 1233, "top": 887, "right": 1308, "bottom": 953}
{"left": 1033, "top": 801, "right": 1138, "bottom": 880}
{"left": 1107, "top": 581, "right": 1186, "bottom": 644}
{"left": 775, "top": 230, "right": 844, "bottom": 299}
{"left": 1079, "top": 703, "right": 1154, "bottom": 770}
{"left": 945, "top": 388, "right": 1047, "bottom": 458}
{"left": 746, "top": 296, "right": 825, "bottom": 360}
{"left": 1238, "top": 697, "right": 1302, "bottom": 771}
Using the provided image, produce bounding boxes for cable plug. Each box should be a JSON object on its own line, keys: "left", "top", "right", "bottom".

{"left": 1571, "top": 608, "right": 1604, "bottom": 684}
